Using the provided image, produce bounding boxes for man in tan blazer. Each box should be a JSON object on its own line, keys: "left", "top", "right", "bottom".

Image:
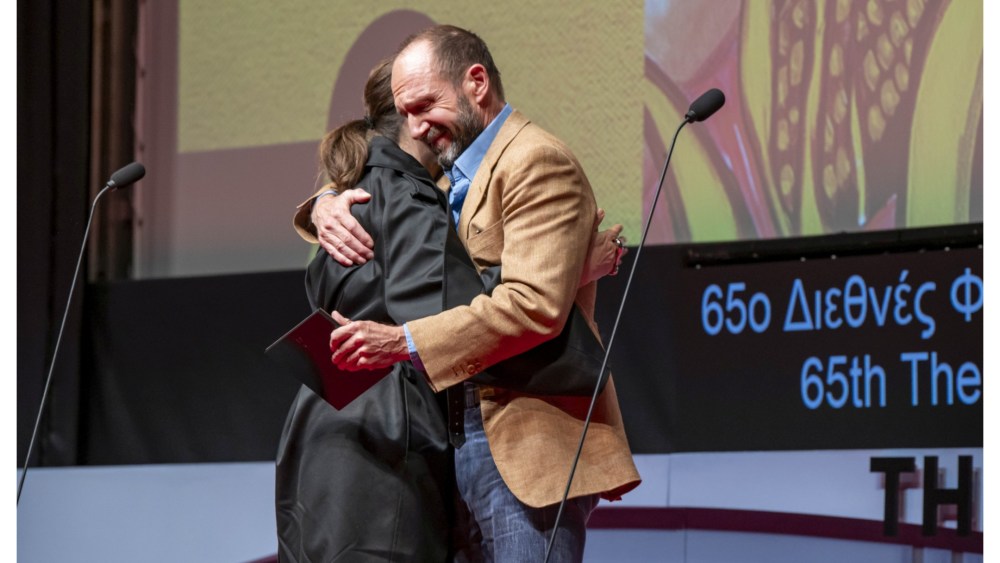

{"left": 305, "top": 25, "right": 639, "bottom": 561}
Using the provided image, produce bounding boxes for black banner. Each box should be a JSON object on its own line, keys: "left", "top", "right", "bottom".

{"left": 601, "top": 226, "right": 983, "bottom": 453}
{"left": 58, "top": 226, "right": 984, "bottom": 464}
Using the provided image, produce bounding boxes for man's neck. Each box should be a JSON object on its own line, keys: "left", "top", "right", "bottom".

{"left": 479, "top": 98, "right": 506, "bottom": 128}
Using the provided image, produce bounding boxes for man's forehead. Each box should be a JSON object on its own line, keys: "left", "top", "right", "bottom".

{"left": 394, "top": 42, "right": 433, "bottom": 76}
{"left": 392, "top": 51, "right": 442, "bottom": 99}
{"left": 391, "top": 69, "right": 430, "bottom": 101}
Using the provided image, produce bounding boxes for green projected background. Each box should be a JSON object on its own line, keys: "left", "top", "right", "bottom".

{"left": 146, "top": 0, "right": 981, "bottom": 278}
{"left": 176, "top": 1, "right": 645, "bottom": 233}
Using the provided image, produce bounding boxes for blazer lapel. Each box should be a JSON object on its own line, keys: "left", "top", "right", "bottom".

{"left": 457, "top": 110, "right": 531, "bottom": 243}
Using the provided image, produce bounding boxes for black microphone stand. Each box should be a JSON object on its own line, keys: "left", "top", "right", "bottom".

{"left": 17, "top": 163, "right": 145, "bottom": 505}
{"left": 542, "top": 85, "right": 724, "bottom": 558}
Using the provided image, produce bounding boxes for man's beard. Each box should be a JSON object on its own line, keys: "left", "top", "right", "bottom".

{"left": 432, "top": 95, "right": 484, "bottom": 170}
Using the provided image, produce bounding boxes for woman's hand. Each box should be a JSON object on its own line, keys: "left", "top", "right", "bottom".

{"left": 580, "top": 208, "right": 627, "bottom": 286}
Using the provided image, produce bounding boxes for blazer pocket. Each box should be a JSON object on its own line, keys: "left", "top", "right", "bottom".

{"left": 466, "top": 220, "right": 504, "bottom": 259}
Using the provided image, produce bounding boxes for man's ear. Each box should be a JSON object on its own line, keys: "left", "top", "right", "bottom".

{"left": 464, "top": 64, "right": 490, "bottom": 106}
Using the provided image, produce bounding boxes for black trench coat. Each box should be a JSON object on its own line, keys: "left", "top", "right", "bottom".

{"left": 276, "top": 136, "right": 455, "bottom": 562}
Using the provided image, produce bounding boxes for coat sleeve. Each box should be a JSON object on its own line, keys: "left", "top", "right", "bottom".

{"left": 407, "top": 137, "right": 597, "bottom": 392}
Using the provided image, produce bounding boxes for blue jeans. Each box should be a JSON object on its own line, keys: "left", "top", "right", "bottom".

{"left": 453, "top": 405, "right": 598, "bottom": 562}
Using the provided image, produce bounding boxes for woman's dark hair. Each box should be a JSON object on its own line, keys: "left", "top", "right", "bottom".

{"left": 318, "top": 58, "right": 403, "bottom": 190}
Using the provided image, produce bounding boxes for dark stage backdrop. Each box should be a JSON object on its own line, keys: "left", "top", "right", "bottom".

{"left": 80, "top": 271, "right": 308, "bottom": 464}
{"left": 17, "top": 0, "right": 93, "bottom": 467}
{"left": 76, "top": 225, "right": 981, "bottom": 464}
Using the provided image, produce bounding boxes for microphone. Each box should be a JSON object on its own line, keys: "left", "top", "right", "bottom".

{"left": 108, "top": 161, "right": 146, "bottom": 189}
{"left": 17, "top": 162, "right": 145, "bottom": 505}
{"left": 544, "top": 90, "right": 726, "bottom": 562}
{"left": 685, "top": 88, "right": 726, "bottom": 123}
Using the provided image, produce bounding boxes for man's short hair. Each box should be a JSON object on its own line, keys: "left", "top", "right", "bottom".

{"left": 399, "top": 24, "right": 505, "bottom": 101}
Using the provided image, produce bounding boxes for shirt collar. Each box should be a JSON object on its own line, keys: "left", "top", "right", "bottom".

{"left": 451, "top": 103, "right": 513, "bottom": 182}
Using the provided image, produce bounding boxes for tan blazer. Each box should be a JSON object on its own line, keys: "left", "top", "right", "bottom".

{"left": 411, "top": 111, "right": 638, "bottom": 507}
{"left": 295, "top": 111, "right": 640, "bottom": 507}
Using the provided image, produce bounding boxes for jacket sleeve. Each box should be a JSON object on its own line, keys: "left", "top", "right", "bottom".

{"left": 407, "top": 138, "right": 597, "bottom": 392}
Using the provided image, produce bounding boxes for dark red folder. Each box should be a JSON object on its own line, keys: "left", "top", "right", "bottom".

{"left": 265, "top": 309, "right": 390, "bottom": 409}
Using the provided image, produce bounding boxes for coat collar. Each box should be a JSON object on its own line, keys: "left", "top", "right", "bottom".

{"left": 366, "top": 136, "right": 437, "bottom": 185}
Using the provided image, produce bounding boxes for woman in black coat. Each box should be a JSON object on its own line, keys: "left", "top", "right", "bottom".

{"left": 275, "top": 59, "right": 455, "bottom": 562}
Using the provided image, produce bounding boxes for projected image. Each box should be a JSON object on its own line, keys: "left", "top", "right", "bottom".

{"left": 149, "top": 1, "right": 981, "bottom": 278}
{"left": 152, "top": 2, "right": 646, "bottom": 277}
{"left": 643, "top": 0, "right": 982, "bottom": 243}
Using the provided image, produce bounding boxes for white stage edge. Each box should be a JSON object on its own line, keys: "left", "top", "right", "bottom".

{"left": 16, "top": 450, "right": 982, "bottom": 562}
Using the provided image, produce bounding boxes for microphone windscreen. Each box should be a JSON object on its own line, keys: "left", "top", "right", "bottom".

{"left": 685, "top": 89, "right": 726, "bottom": 123}
{"left": 108, "top": 162, "right": 146, "bottom": 188}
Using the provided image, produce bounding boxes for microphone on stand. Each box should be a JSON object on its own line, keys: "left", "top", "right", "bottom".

{"left": 543, "top": 90, "right": 726, "bottom": 562}
{"left": 17, "top": 162, "right": 146, "bottom": 506}
{"left": 685, "top": 88, "right": 726, "bottom": 123}
{"left": 107, "top": 161, "right": 147, "bottom": 189}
